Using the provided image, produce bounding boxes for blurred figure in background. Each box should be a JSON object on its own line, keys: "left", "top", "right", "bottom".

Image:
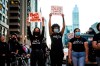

{"left": 92, "top": 23, "right": 100, "bottom": 66}
{"left": 0, "top": 35, "right": 9, "bottom": 66}
{"left": 42, "top": 37, "right": 48, "bottom": 66}
{"left": 8, "top": 33, "right": 21, "bottom": 66}
{"left": 87, "top": 28, "right": 96, "bottom": 64}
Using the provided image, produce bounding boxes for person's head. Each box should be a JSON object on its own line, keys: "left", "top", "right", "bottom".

{"left": 88, "top": 28, "right": 96, "bottom": 35}
{"left": 0, "top": 35, "right": 5, "bottom": 42}
{"left": 33, "top": 27, "right": 40, "bottom": 36}
{"left": 51, "top": 24, "right": 60, "bottom": 33}
{"left": 74, "top": 28, "right": 81, "bottom": 37}
{"left": 96, "top": 22, "right": 100, "bottom": 31}
{"left": 11, "top": 33, "right": 17, "bottom": 40}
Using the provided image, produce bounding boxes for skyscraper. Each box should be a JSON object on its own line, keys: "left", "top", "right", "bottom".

{"left": 30, "top": 0, "right": 38, "bottom": 32}
{"left": 0, "top": 0, "right": 8, "bottom": 36}
{"left": 8, "top": 0, "right": 27, "bottom": 43}
{"left": 72, "top": 5, "right": 79, "bottom": 31}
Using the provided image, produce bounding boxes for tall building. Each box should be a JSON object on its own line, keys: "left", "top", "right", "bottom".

{"left": 0, "top": 0, "right": 9, "bottom": 36}
{"left": 26, "top": 0, "right": 39, "bottom": 33}
{"left": 8, "top": 0, "right": 27, "bottom": 43}
{"left": 72, "top": 5, "right": 79, "bottom": 31}
{"left": 62, "top": 25, "right": 72, "bottom": 45}
{"left": 28, "top": 0, "right": 38, "bottom": 32}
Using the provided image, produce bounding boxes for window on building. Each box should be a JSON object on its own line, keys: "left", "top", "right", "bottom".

{"left": 0, "top": 0, "right": 2, "bottom": 2}
{"left": 3, "top": 16, "right": 5, "bottom": 22}
{"left": 9, "top": 25, "right": 20, "bottom": 29}
{"left": 0, "top": 4, "right": 2, "bottom": 11}
{"left": 0, "top": 13, "right": 2, "bottom": 20}
{"left": 10, "top": 7, "right": 19, "bottom": 11}
{"left": 9, "top": 19, "right": 20, "bottom": 23}
{"left": 3, "top": 0, "right": 5, "bottom": 5}
{"left": 3, "top": 28, "right": 5, "bottom": 35}
{"left": 10, "top": 1, "right": 19, "bottom": 5}
{"left": 6, "top": 18, "right": 8, "bottom": 25}
{"left": 10, "top": 13, "right": 19, "bottom": 17}
{"left": 5, "top": 18, "right": 7, "bottom": 24}
{"left": 2, "top": 7, "right": 5, "bottom": 14}
{"left": 6, "top": 1, "right": 7, "bottom": 7}
{"left": 0, "top": 26, "right": 2, "bottom": 35}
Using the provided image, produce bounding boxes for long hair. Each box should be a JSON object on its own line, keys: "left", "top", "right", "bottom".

{"left": 33, "top": 27, "right": 40, "bottom": 36}
{"left": 88, "top": 28, "right": 96, "bottom": 35}
{"left": 74, "top": 28, "right": 80, "bottom": 33}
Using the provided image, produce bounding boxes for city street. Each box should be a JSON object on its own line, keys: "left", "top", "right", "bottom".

{"left": 0, "top": 0, "right": 100, "bottom": 66}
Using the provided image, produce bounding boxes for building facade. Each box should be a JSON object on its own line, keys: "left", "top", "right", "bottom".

{"left": 72, "top": 5, "right": 79, "bottom": 31}
{"left": 8, "top": 0, "right": 27, "bottom": 43}
{"left": 0, "top": 0, "right": 9, "bottom": 36}
{"left": 62, "top": 25, "right": 73, "bottom": 45}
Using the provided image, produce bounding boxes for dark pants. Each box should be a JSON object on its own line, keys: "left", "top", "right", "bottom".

{"left": 10, "top": 53, "right": 17, "bottom": 66}
{"left": 31, "top": 50, "right": 44, "bottom": 66}
{"left": 0, "top": 56, "right": 6, "bottom": 66}
{"left": 43, "top": 54, "right": 48, "bottom": 66}
{"left": 6, "top": 57, "right": 11, "bottom": 66}
{"left": 50, "top": 51, "right": 64, "bottom": 66}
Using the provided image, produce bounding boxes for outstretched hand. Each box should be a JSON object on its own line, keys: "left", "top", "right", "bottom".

{"left": 61, "top": 14, "right": 64, "bottom": 18}
{"left": 42, "top": 17, "right": 44, "bottom": 22}
{"left": 49, "top": 13, "right": 52, "bottom": 17}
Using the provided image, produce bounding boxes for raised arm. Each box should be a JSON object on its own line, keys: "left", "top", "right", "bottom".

{"left": 61, "top": 14, "right": 65, "bottom": 35}
{"left": 49, "top": 13, "right": 53, "bottom": 35}
{"left": 27, "top": 22, "right": 32, "bottom": 40}
{"left": 41, "top": 17, "right": 45, "bottom": 38}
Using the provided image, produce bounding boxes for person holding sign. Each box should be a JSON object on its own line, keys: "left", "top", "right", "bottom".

{"left": 49, "top": 13, "right": 65, "bottom": 66}
{"left": 27, "top": 17, "right": 44, "bottom": 66}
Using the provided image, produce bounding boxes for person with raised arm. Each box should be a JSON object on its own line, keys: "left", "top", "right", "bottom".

{"left": 49, "top": 13, "right": 65, "bottom": 66}
{"left": 27, "top": 17, "right": 45, "bottom": 66}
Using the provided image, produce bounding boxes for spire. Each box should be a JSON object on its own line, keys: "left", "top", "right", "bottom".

{"left": 73, "top": 5, "right": 79, "bottom": 13}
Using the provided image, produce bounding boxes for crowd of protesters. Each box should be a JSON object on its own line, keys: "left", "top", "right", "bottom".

{"left": 0, "top": 14, "right": 100, "bottom": 66}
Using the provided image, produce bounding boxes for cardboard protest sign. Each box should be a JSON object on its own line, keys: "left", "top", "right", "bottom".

{"left": 67, "top": 33, "right": 74, "bottom": 39}
{"left": 28, "top": 12, "right": 42, "bottom": 22}
{"left": 51, "top": 6, "right": 63, "bottom": 15}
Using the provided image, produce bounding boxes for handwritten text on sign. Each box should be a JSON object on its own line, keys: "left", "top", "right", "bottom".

{"left": 29, "top": 12, "right": 42, "bottom": 22}
{"left": 51, "top": 6, "right": 63, "bottom": 15}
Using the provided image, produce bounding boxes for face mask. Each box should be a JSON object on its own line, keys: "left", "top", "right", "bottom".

{"left": 75, "top": 32, "right": 80, "bottom": 36}
{"left": 33, "top": 32, "right": 40, "bottom": 36}
{"left": 54, "top": 28, "right": 59, "bottom": 33}
{"left": 12, "top": 37, "right": 16, "bottom": 40}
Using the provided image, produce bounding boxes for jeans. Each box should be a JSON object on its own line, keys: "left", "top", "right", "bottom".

{"left": 96, "top": 57, "right": 100, "bottom": 66}
{"left": 72, "top": 51, "right": 86, "bottom": 66}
